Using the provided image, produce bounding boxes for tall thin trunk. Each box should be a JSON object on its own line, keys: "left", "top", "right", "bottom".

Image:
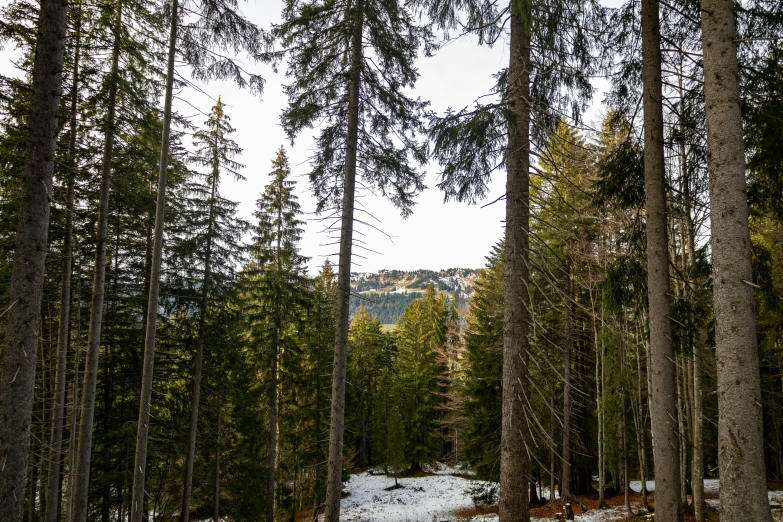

{"left": 180, "top": 135, "right": 220, "bottom": 522}
{"left": 323, "top": 0, "right": 363, "bottom": 519}
{"left": 549, "top": 393, "right": 556, "bottom": 503}
{"left": 44, "top": 7, "right": 81, "bottom": 521}
{"left": 498, "top": 9, "right": 531, "bottom": 522}
{"left": 561, "top": 277, "right": 573, "bottom": 500}
{"left": 0, "top": 0, "right": 69, "bottom": 515}
{"left": 692, "top": 337, "right": 704, "bottom": 521}
{"left": 640, "top": 0, "right": 682, "bottom": 518}
{"left": 65, "top": 273, "right": 83, "bottom": 522}
{"left": 634, "top": 325, "right": 650, "bottom": 511}
{"left": 213, "top": 386, "right": 222, "bottom": 522}
{"left": 700, "top": 1, "right": 772, "bottom": 520}
{"left": 70, "top": 6, "right": 122, "bottom": 519}
{"left": 130, "top": 1, "right": 178, "bottom": 519}
{"left": 623, "top": 398, "right": 633, "bottom": 516}
{"left": 676, "top": 360, "right": 688, "bottom": 508}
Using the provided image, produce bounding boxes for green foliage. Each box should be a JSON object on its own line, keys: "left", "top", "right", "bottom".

{"left": 393, "top": 285, "right": 447, "bottom": 470}
{"left": 275, "top": 0, "right": 431, "bottom": 215}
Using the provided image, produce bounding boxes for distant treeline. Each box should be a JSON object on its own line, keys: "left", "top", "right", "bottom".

{"left": 349, "top": 292, "right": 420, "bottom": 324}
{"left": 351, "top": 268, "right": 474, "bottom": 293}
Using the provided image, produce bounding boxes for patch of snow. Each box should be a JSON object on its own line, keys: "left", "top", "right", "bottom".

{"left": 337, "top": 470, "right": 492, "bottom": 521}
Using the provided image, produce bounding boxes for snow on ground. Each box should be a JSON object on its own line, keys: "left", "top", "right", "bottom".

{"left": 336, "top": 470, "right": 783, "bottom": 522}
{"left": 337, "top": 468, "right": 490, "bottom": 521}
{"left": 629, "top": 478, "right": 720, "bottom": 494}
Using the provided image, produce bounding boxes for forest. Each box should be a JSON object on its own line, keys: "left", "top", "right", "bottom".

{"left": 0, "top": 0, "right": 781, "bottom": 521}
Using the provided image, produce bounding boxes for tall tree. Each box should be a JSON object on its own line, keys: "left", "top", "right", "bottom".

{"left": 71, "top": 4, "right": 124, "bottom": 519}
{"left": 275, "top": 0, "right": 430, "bottom": 518}
{"left": 640, "top": 0, "right": 681, "bottom": 518}
{"left": 0, "top": 0, "right": 70, "bottom": 516}
{"left": 44, "top": 3, "right": 82, "bottom": 519}
{"left": 245, "top": 147, "right": 307, "bottom": 522}
{"left": 700, "top": 1, "right": 773, "bottom": 519}
{"left": 393, "top": 286, "right": 447, "bottom": 471}
{"left": 175, "top": 97, "right": 246, "bottom": 522}
{"left": 130, "top": 1, "right": 268, "bottom": 519}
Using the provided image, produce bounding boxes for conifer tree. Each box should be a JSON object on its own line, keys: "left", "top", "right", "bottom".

{"left": 0, "top": 0, "right": 69, "bottom": 515}
{"left": 393, "top": 285, "right": 446, "bottom": 471}
{"left": 701, "top": 1, "right": 773, "bottom": 519}
{"left": 347, "top": 307, "right": 383, "bottom": 466}
{"left": 131, "top": 2, "right": 269, "bottom": 519}
{"left": 423, "top": 0, "right": 600, "bottom": 517}
{"left": 245, "top": 147, "right": 307, "bottom": 522}
{"left": 170, "top": 98, "right": 247, "bottom": 522}
{"left": 275, "top": 2, "right": 431, "bottom": 517}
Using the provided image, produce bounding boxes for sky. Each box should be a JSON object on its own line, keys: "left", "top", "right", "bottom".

{"left": 0, "top": 0, "right": 624, "bottom": 274}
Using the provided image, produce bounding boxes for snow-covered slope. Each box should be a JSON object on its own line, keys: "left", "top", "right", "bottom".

{"left": 333, "top": 470, "right": 783, "bottom": 522}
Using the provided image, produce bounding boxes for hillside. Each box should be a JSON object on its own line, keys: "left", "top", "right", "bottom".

{"left": 349, "top": 268, "right": 478, "bottom": 324}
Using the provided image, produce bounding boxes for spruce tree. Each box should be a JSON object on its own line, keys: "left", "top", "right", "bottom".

{"left": 244, "top": 147, "right": 308, "bottom": 522}
{"left": 701, "top": 1, "right": 773, "bottom": 519}
{"left": 393, "top": 285, "right": 446, "bottom": 471}
{"left": 274, "top": 2, "right": 431, "bottom": 517}
{"left": 168, "top": 97, "right": 247, "bottom": 522}
{"left": 422, "top": 0, "right": 601, "bottom": 517}
{"left": 0, "top": 0, "right": 69, "bottom": 515}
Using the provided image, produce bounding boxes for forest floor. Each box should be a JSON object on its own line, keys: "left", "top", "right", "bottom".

{"left": 329, "top": 464, "right": 783, "bottom": 522}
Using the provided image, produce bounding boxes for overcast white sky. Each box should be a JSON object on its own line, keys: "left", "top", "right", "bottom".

{"left": 1, "top": 0, "right": 624, "bottom": 274}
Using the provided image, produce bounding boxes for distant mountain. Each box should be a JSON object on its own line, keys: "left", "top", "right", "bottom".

{"left": 349, "top": 268, "right": 478, "bottom": 325}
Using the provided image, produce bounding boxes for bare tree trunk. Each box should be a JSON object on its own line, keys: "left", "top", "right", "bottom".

{"left": 70, "top": 7, "right": 122, "bottom": 519}
{"left": 549, "top": 392, "right": 556, "bottom": 504}
{"left": 692, "top": 339, "right": 704, "bottom": 521}
{"left": 130, "top": 1, "right": 178, "bottom": 519}
{"left": 561, "top": 277, "right": 573, "bottom": 500}
{"left": 498, "top": 9, "right": 531, "bottom": 522}
{"left": 322, "top": 0, "right": 363, "bottom": 519}
{"left": 0, "top": 0, "right": 69, "bottom": 516}
{"left": 214, "top": 386, "right": 222, "bottom": 522}
{"left": 676, "top": 361, "right": 688, "bottom": 508}
{"left": 65, "top": 274, "right": 83, "bottom": 522}
{"left": 640, "top": 0, "right": 682, "bottom": 519}
{"left": 43, "top": 8, "right": 81, "bottom": 520}
{"left": 700, "top": 1, "right": 772, "bottom": 520}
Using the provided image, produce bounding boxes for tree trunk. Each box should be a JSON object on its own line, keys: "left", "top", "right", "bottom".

{"left": 44, "top": 8, "right": 81, "bottom": 520}
{"left": 549, "top": 393, "right": 556, "bottom": 503}
{"left": 65, "top": 274, "right": 83, "bottom": 522}
{"left": 561, "top": 277, "right": 573, "bottom": 500}
{"left": 180, "top": 136, "right": 220, "bottom": 522}
{"left": 692, "top": 339, "right": 704, "bottom": 521}
{"left": 498, "top": 8, "right": 531, "bottom": 522}
{"left": 130, "top": 1, "right": 178, "bottom": 519}
{"left": 322, "top": 0, "right": 363, "bottom": 519}
{"left": 676, "top": 360, "right": 688, "bottom": 508}
{"left": 0, "top": 0, "right": 69, "bottom": 516}
{"left": 70, "top": 7, "right": 122, "bottom": 519}
{"left": 700, "top": 1, "right": 772, "bottom": 520}
{"left": 214, "top": 386, "right": 222, "bottom": 522}
{"left": 640, "top": 0, "right": 682, "bottom": 519}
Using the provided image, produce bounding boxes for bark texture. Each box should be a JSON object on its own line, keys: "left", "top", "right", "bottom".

{"left": 70, "top": 8, "right": 122, "bottom": 519}
{"left": 640, "top": 0, "right": 682, "bottom": 519}
{"left": 322, "top": 0, "right": 363, "bottom": 520}
{"left": 130, "top": 2, "right": 178, "bottom": 519}
{"left": 498, "top": 10, "right": 531, "bottom": 522}
{"left": 700, "top": 1, "right": 772, "bottom": 520}
{"left": 44, "top": 10, "right": 81, "bottom": 521}
{"left": 0, "top": 0, "right": 69, "bottom": 517}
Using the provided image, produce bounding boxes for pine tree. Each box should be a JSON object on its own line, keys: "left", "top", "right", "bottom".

{"left": 0, "top": 0, "right": 69, "bottom": 515}
{"left": 275, "top": 2, "right": 431, "bottom": 517}
{"left": 347, "top": 307, "right": 383, "bottom": 466}
{"left": 393, "top": 285, "right": 446, "bottom": 471}
{"left": 169, "top": 97, "right": 247, "bottom": 522}
{"left": 244, "top": 147, "right": 308, "bottom": 522}
{"left": 700, "top": 1, "right": 773, "bottom": 519}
